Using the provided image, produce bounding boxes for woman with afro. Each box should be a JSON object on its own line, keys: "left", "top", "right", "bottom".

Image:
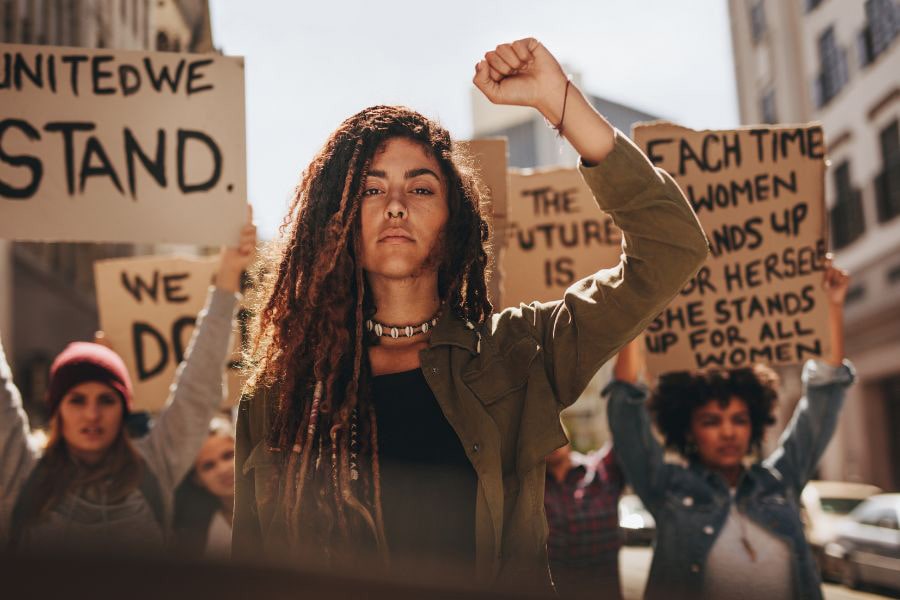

{"left": 608, "top": 260, "right": 854, "bottom": 600}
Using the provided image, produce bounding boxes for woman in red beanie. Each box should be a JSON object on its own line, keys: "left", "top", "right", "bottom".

{"left": 0, "top": 217, "right": 255, "bottom": 555}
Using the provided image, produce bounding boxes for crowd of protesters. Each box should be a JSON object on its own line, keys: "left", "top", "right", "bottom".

{"left": 0, "top": 37, "right": 861, "bottom": 600}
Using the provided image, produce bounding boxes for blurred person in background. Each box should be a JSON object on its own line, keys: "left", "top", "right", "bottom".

{"left": 0, "top": 219, "right": 255, "bottom": 555}
{"left": 607, "top": 260, "right": 853, "bottom": 600}
{"left": 173, "top": 416, "right": 236, "bottom": 559}
{"left": 544, "top": 422, "right": 624, "bottom": 599}
{"left": 234, "top": 36, "right": 708, "bottom": 593}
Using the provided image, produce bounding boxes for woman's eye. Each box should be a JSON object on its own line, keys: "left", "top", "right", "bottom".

{"left": 223, "top": 450, "right": 235, "bottom": 461}
{"left": 68, "top": 396, "right": 86, "bottom": 406}
{"left": 411, "top": 187, "right": 434, "bottom": 195}
{"left": 363, "top": 187, "right": 382, "bottom": 196}
{"left": 200, "top": 461, "right": 215, "bottom": 472}
{"left": 99, "top": 394, "right": 119, "bottom": 406}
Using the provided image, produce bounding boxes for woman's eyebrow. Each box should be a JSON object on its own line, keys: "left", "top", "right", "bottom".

{"left": 367, "top": 168, "right": 441, "bottom": 181}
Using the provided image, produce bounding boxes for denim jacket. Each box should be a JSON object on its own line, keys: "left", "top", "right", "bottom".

{"left": 606, "top": 359, "right": 855, "bottom": 600}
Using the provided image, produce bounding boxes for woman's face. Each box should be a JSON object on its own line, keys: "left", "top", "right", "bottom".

{"left": 194, "top": 434, "right": 235, "bottom": 500}
{"left": 359, "top": 137, "right": 449, "bottom": 282}
{"left": 689, "top": 396, "right": 752, "bottom": 472}
{"left": 58, "top": 381, "right": 124, "bottom": 463}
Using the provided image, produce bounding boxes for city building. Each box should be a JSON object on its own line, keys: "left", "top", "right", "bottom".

{"left": 729, "top": 0, "right": 900, "bottom": 490}
{"left": 0, "top": 0, "right": 215, "bottom": 424}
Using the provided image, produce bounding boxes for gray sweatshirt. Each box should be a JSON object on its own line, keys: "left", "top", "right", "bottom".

{"left": 0, "top": 287, "right": 238, "bottom": 555}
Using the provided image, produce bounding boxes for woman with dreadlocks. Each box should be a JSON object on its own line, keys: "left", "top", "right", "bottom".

{"left": 234, "top": 38, "right": 709, "bottom": 590}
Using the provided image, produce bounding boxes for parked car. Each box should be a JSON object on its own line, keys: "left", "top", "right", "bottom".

{"left": 801, "top": 480, "right": 882, "bottom": 576}
{"left": 824, "top": 494, "right": 900, "bottom": 592}
{"left": 619, "top": 493, "right": 655, "bottom": 545}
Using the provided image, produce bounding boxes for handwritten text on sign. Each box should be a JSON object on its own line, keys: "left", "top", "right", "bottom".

{"left": 633, "top": 123, "right": 829, "bottom": 374}
{"left": 94, "top": 255, "right": 246, "bottom": 412}
{"left": 0, "top": 43, "right": 246, "bottom": 245}
{"left": 501, "top": 168, "right": 622, "bottom": 307}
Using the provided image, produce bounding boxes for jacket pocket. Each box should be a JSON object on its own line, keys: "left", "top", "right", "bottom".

{"left": 462, "top": 338, "right": 540, "bottom": 405}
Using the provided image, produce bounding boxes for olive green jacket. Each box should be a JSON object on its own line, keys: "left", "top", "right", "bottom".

{"left": 233, "top": 130, "right": 709, "bottom": 589}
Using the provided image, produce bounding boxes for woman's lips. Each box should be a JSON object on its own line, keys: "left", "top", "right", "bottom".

{"left": 80, "top": 426, "right": 104, "bottom": 440}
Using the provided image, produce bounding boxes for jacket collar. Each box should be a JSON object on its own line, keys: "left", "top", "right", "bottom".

{"left": 427, "top": 307, "right": 481, "bottom": 354}
{"left": 687, "top": 458, "right": 763, "bottom": 493}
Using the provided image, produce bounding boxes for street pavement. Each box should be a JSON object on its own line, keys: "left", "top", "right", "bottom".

{"left": 620, "top": 546, "right": 898, "bottom": 599}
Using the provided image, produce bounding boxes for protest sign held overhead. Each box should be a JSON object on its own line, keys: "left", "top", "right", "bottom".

{"left": 632, "top": 122, "right": 830, "bottom": 374}
{"left": 500, "top": 167, "right": 622, "bottom": 307}
{"left": 0, "top": 43, "right": 247, "bottom": 245}
{"left": 94, "top": 254, "right": 247, "bottom": 412}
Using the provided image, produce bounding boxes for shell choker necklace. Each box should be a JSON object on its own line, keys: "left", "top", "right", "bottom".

{"left": 365, "top": 309, "right": 441, "bottom": 339}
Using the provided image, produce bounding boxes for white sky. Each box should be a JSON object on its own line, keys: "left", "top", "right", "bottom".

{"left": 209, "top": 0, "right": 740, "bottom": 239}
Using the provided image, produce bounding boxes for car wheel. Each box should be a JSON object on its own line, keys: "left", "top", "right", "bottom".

{"left": 841, "top": 557, "right": 861, "bottom": 590}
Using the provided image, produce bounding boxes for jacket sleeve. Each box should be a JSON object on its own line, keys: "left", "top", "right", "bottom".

{"left": 494, "top": 129, "right": 709, "bottom": 408}
{"left": 135, "top": 287, "right": 238, "bottom": 495}
{"left": 605, "top": 380, "right": 667, "bottom": 509}
{"left": 763, "top": 359, "right": 855, "bottom": 495}
{"left": 0, "top": 336, "right": 39, "bottom": 531}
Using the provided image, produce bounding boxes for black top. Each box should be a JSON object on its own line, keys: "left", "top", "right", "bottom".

{"left": 371, "top": 368, "right": 477, "bottom": 569}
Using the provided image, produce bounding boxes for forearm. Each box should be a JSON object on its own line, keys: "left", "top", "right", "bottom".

{"left": 537, "top": 80, "right": 615, "bottom": 165}
{"left": 827, "top": 303, "right": 844, "bottom": 367}
{"left": 0, "top": 336, "right": 38, "bottom": 509}
{"left": 765, "top": 359, "right": 855, "bottom": 490}
{"left": 138, "top": 287, "right": 238, "bottom": 488}
{"left": 605, "top": 380, "right": 665, "bottom": 505}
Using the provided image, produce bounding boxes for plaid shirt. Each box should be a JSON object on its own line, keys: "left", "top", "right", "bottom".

{"left": 544, "top": 445, "right": 624, "bottom": 569}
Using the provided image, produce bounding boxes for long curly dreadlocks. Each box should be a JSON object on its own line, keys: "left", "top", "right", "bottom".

{"left": 246, "top": 106, "right": 492, "bottom": 561}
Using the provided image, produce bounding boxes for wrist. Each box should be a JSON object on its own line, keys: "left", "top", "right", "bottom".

{"left": 536, "top": 73, "right": 571, "bottom": 123}
{"left": 216, "top": 268, "right": 242, "bottom": 293}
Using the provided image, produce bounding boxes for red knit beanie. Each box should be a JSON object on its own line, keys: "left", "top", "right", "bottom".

{"left": 47, "top": 342, "right": 134, "bottom": 415}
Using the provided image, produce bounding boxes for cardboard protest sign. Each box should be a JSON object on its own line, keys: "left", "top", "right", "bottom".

{"left": 0, "top": 43, "right": 246, "bottom": 245}
{"left": 459, "top": 138, "right": 508, "bottom": 306}
{"left": 94, "top": 255, "right": 246, "bottom": 412}
{"left": 632, "top": 122, "right": 830, "bottom": 374}
{"left": 500, "top": 168, "right": 622, "bottom": 307}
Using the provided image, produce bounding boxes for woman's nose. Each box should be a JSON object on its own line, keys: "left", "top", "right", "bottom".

{"left": 384, "top": 189, "right": 407, "bottom": 219}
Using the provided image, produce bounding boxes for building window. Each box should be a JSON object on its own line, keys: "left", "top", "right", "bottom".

{"left": 56, "top": 0, "right": 67, "bottom": 46}
{"left": 830, "top": 161, "right": 866, "bottom": 248}
{"left": 805, "top": 0, "right": 825, "bottom": 12}
{"left": 2, "top": 0, "right": 15, "bottom": 42}
{"left": 761, "top": 88, "right": 777, "bottom": 123}
{"left": 143, "top": 0, "right": 149, "bottom": 47}
{"left": 815, "top": 26, "right": 849, "bottom": 108}
{"left": 132, "top": 0, "right": 139, "bottom": 35}
{"left": 68, "top": 0, "right": 80, "bottom": 46}
{"left": 156, "top": 30, "right": 169, "bottom": 51}
{"left": 40, "top": 0, "right": 51, "bottom": 43}
{"left": 859, "top": 0, "right": 900, "bottom": 67}
{"left": 876, "top": 120, "right": 900, "bottom": 222}
{"left": 750, "top": 1, "right": 767, "bottom": 44}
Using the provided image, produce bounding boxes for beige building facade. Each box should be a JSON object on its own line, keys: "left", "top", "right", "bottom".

{"left": 729, "top": 0, "right": 900, "bottom": 490}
